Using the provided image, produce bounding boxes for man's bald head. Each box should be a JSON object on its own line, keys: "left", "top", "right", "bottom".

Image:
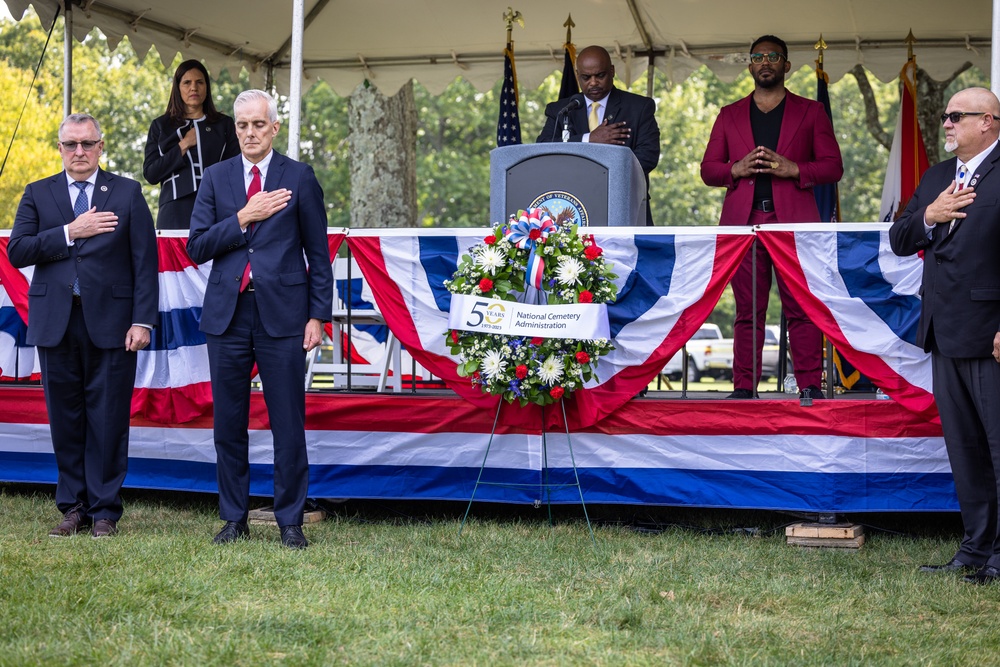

{"left": 576, "top": 46, "right": 616, "bottom": 103}
{"left": 943, "top": 87, "right": 1000, "bottom": 160}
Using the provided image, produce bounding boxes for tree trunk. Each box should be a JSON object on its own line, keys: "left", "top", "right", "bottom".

{"left": 850, "top": 62, "right": 973, "bottom": 166}
{"left": 348, "top": 81, "right": 417, "bottom": 228}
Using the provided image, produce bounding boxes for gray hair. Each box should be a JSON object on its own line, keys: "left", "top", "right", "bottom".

{"left": 59, "top": 113, "right": 102, "bottom": 140}
{"left": 234, "top": 89, "right": 279, "bottom": 123}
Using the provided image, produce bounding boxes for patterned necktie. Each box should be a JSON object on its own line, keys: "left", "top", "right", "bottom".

{"left": 950, "top": 164, "right": 968, "bottom": 234}
{"left": 72, "top": 181, "right": 88, "bottom": 296}
{"left": 240, "top": 166, "right": 262, "bottom": 292}
{"left": 588, "top": 102, "right": 601, "bottom": 132}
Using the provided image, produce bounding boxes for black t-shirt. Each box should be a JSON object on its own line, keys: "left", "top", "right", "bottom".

{"left": 750, "top": 96, "right": 786, "bottom": 202}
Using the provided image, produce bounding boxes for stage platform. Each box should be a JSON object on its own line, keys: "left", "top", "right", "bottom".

{"left": 0, "top": 385, "right": 953, "bottom": 513}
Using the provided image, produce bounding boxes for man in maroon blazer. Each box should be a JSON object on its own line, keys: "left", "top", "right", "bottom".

{"left": 701, "top": 34, "right": 843, "bottom": 399}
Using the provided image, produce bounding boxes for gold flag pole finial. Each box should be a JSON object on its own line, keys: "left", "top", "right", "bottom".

{"left": 814, "top": 34, "right": 827, "bottom": 68}
{"left": 564, "top": 13, "right": 575, "bottom": 45}
{"left": 905, "top": 29, "right": 917, "bottom": 62}
{"left": 503, "top": 7, "right": 524, "bottom": 47}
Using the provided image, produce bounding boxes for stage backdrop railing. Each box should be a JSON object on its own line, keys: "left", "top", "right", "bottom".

{"left": 0, "top": 225, "right": 951, "bottom": 511}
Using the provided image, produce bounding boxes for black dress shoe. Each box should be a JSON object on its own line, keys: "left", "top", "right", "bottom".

{"left": 727, "top": 388, "right": 756, "bottom": 399}
{"left": 213, "top": 521, "right": 250, "bottom": 544}
{"left": 964, "top": 565, "right": 1000, "bottom": 585}
{"left": 919, "top": 558, "right": 978, "bottom": 573}
{"left": 280, "top": 525, "right": 308, "bottom": 550}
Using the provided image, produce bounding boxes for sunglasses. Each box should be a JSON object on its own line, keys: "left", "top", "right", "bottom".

{"left": 939, "top": 111, "right": 1000, "bottom": 125}
{"left": 59, "top": 140, "right": 101, "bottom": 151}
{"left": 749, "top": 52, "right": 786, "bottom": 64}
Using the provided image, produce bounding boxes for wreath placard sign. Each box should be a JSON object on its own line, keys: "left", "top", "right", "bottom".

{"left": 444, "top": 209, "right": 618, "bottom": 406}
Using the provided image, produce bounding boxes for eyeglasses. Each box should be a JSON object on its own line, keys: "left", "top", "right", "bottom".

{"left": 749, "top": 52, "right": 786, "bottom": 64}
{"left": 940, "top": 111, "right": 1000, "bottom": 125}
{"left": 59, "top": 140, "right": 101, "bottom": 151}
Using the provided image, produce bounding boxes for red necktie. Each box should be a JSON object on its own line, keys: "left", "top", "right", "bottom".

{"left": 240, "top": 166, "right": 262, "bottom": 292}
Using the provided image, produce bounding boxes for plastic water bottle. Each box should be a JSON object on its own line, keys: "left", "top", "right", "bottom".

{"left": 875, "top": 388, "right": 891, "bottom": 400}
{"left": 783, "top": 374, "right": 798, "bottom": 395}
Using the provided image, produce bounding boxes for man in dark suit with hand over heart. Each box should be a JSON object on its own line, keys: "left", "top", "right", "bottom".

{"left": 9, "top": 113, "right": 158, "bottom": 539}
{"left": 537, "top": 45, "right": 661, "bottom": 225}
{"left": 890, "top": 87, "right": 1000, "bottom": 584}
{"left": 187, "top": 89, "right": 333, "bottom": 550}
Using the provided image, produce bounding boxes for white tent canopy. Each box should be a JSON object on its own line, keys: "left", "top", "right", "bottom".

{"left": 5, "top": 0, "right": 996, "bottom": 97}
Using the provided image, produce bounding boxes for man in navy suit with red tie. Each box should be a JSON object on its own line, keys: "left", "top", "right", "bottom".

{"left": 9, "top": 113, "right": 158, "bottom": 539}
{"left": 187, "top": 89, "right": 333, "bottom": 549}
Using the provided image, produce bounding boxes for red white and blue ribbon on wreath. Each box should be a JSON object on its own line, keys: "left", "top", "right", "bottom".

{"left": 504, "top": 208, "right": 555, "bottom": 290}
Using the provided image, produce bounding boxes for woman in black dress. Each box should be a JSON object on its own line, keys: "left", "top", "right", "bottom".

{"left": 143, "top": 60, "right": 240, "bottom": 230}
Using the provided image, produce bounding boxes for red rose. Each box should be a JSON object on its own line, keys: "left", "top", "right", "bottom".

{"left": 485, "top": 235, "right": 497, "bottom": 244}
{"left": 550, "top": 386, "right": 565, "bottom": 400}
{"left": 578, "top": 290, "right": 593, "bottom": 303}
{"left": 515, "top": 364, "right": 528, "bottom": 379}
{"left": 529, "top": 228, "right": 542, "bottom": 240}
{"left": 575, "top": 351, "right": 590, "bottom": 364}
{"left": 531, "top": 337, "right": 543, "bottom": 346}
{"left": 450, "top": 330, "right": 460, "bottom": 345}
{"left": 585, "top": 245, "right": 603, "bottom": 260}
{"left": 479, "top": 278, "right": 494, "bottom": 292}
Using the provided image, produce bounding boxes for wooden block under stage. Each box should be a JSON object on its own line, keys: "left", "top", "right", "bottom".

{"left": 248, "top": 507, "right": 327, "bottom": 526}
{"left": 785, "top": 522, "right": 865, "bottom": 549}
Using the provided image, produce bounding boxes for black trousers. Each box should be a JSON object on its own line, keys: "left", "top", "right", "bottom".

{"left": 38, "top": 302, "right": 136, "bottom": 521}
{"left": 932, "top": 346, "right": 1000, "bottom": 567}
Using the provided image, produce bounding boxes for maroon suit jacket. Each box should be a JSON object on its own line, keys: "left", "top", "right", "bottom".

{"left": 700, "top": 91, "right": 843, "bottom": 225}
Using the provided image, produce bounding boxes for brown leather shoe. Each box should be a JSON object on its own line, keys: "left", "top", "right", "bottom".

{"left": 49, "top": 505, "right": 91, "bottom": 537}
{"left": 91, "top": 518, "right": 118, "bottom": 539}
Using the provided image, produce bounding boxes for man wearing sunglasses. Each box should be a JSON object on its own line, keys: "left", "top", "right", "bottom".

{"left": 701, "top": 34, "right": 843, "bottom": 400}
{"left": 8, "top": 113, "right": 158, "bottom": 539}
{"left": 890, "top": 87, "right": 1000, "bottom": 585}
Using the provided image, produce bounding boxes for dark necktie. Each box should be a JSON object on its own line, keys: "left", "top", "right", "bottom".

{"left": 72, "top": 181, "right": 88, "bottom": 296}
{"left": 239, "top": 166, "right": 262, "bottom": 292}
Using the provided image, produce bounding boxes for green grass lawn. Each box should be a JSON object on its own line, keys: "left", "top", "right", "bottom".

{"left": 2, "top": 485, "right": 999, "bottom": 666}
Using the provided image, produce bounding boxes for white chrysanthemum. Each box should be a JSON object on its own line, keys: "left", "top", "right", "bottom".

{"left": 481, "top": 349, "right": 508, "bottom": 378}
{"left": 556, "top": 256, "right": 585, "bottom": 285}
{"left": 476, "top": 246, "right": 506, "bottom": 274}
{"left": 538, "top": 355, "right": 564, "bottom": 385}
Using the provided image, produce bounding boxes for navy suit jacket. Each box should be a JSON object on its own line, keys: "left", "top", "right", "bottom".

{"left": 8, "top": 169, "right": 158, "bottom": 349}
{"left": 536, "top": 87, "right": 660, "bottom": 175}
{"left": 186, "top": 151, "right": 333, "bottom": 338}
{"left": 889, "top": 142, "right": 1000, "bottom": 358}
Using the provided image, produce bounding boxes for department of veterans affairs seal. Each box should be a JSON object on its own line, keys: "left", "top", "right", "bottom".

{"left": 529, "top": 191, "right": 588, "bottom": 227}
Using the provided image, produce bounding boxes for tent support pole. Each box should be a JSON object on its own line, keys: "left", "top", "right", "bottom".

{"left": 63, "top": 0, "right": 72, "bottom": 116}
{"left": 288, "top": 0, "right": 304, "bottom": 160}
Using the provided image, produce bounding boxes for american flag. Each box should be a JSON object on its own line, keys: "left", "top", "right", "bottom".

{"left": 496, "top": 45, "right": 521, "bottom": 147}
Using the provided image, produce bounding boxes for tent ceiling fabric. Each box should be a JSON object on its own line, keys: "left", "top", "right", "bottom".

{"left": 7, "top": 0, "right": 993, "bottom": 96}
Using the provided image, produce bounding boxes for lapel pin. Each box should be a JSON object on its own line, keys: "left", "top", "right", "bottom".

{"left": 100, "top": 185, "right": 108, "bottom": 192}
{"left": 206, "top": 127, "right": 212, "bottom": 132}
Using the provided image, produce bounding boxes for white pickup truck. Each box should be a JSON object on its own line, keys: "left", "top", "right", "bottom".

{"left": 662, "top": 323, "right": 733, "bottom": 381}
{"left": 663, "top": 323, "right": 791, "bottom": 382}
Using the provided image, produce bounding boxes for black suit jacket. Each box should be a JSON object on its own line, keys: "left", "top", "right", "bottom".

{"left": 537, "top": 88, "right": 660, "bottom": 224}
{"left": 536, "top": 88, "right": 660, "bottom": 174}
{"left": 8, "top": 169, "right": 159, "bottom": 349}
{"left": 889, "top": 142, "right": 1000, "bottom": 358}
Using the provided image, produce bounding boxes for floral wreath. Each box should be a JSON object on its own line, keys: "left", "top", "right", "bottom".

{"left": 444, "top": 209, "right": 618, "bottom": 406}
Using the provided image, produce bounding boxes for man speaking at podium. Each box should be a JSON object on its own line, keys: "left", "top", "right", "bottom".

{"left": 537, "top": 45, "right": 661, "bottom": 225}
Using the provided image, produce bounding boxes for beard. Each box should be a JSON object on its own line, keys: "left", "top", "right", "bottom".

{"left": 944, "top": 139, "right": 958, "bottom": 153}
